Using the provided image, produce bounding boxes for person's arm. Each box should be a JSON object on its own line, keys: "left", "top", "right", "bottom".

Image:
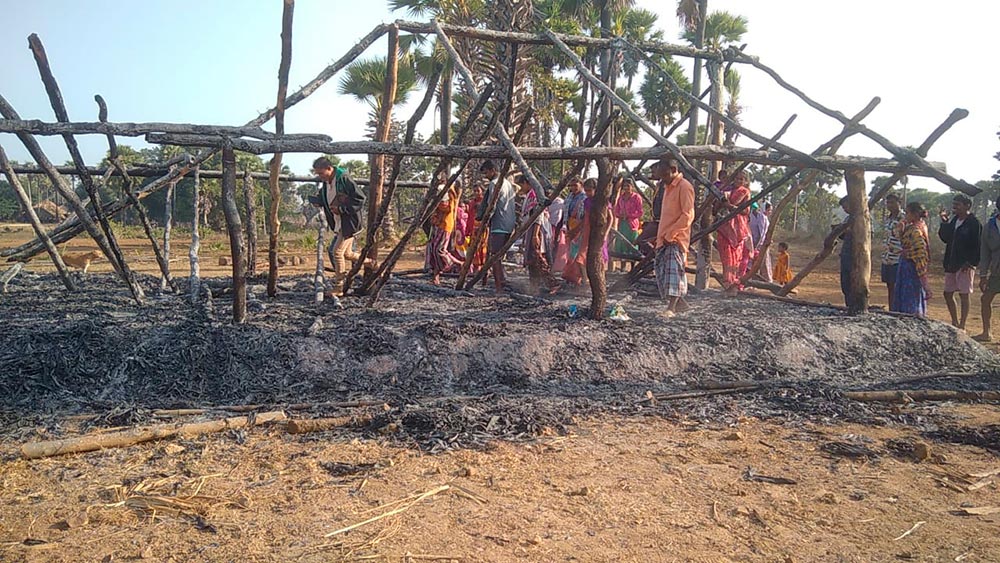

{"left": 476, "top": 186, "right": 491, "bottom": 221}
{"left": 980, "top": 223, "right": 992, "bottom": 291}
{"left": 938, "top": 217, "right": 954, "bottom": 243}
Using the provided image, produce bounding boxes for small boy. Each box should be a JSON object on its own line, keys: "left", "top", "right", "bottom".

{"left": 773, "top": 241, "right": 794, "bottom": 285}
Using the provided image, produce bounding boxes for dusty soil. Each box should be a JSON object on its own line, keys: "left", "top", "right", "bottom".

{"left": 1, "top": 224, "right": 999, "bottom": 562}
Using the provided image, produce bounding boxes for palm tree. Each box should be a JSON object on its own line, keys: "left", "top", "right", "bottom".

{"left": 639, "top": 55, "right": 690, "bottom": 136}
{"left": 677, "top": 0, "right": 706, "bottom": 147}
{"left": 338, "top": 54, "right": 419, "bottom": 136}
{"left": 684, "top": 10, "right": 748, "bottom": 50}
{"left": 723, "top": 68, "right": 742, "bottom": 145}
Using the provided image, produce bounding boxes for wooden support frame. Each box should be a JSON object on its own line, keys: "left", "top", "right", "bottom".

{"left": 242, "top": 168, "right": 259, "bottom": 277}
{"left": 0, "top": 144, "right": 75, "bottom": 290}
{"left": 846, "top": 168, "right": 871, "bottom": 314}
{"left": 220, "top": 144, "right": 247, "bottom": 324}
{"left": 266, "top": 0, "right": 294, "bottom": 298}
{"left": 189, "top": 166, "right": 202, "bottom": 301}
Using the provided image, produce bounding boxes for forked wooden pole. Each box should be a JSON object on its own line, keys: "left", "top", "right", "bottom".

{"left": 94, "top": 94, "right": 176, "bottom": 292}
{"left": 267, "top": 0, "right": 295, "bottom": 298}
{"left": 242, "top": 168, "right": 258, "bottom": 276}
{"left": 0, "top": 145, "right": 74, "bottom": 290}
{"left": 162, "top": 174, "right": 175, "bottom": 292}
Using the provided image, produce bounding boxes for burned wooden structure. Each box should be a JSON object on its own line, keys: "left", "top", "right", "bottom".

{"left": 0, "top": 5, "right": 981, "bottom": 322}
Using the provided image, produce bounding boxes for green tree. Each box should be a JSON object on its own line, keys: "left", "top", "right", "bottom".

{"left": 639, "top": 55, "right": 690, "bottom": 136}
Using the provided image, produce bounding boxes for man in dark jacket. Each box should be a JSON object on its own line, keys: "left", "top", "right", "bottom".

{"left": 311, "top": 157, "right": 368, "bottom": 280}
{"left": 939, "top": 193, "right": 982, "bottom": 329}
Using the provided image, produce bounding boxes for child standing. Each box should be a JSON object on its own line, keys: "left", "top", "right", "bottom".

{"left": 773, "top": 241, "right": 794, "bottom": 285}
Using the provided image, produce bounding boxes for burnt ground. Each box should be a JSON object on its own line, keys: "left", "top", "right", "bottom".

{"left": 0, "top": 271, "right": 997, "bottom": 453}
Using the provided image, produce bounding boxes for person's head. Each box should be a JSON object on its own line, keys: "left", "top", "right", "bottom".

{"left": 765, "top": 202, "right": 772, "bottom": 215}
{"left": 568, "top": 175, "right": 584, "bottom": 194}
{"left": 312, "top": 157, "right": 336, "bottom": 182}
{"left": 654, "top": 158, "right": 680, "bottom": 181}
{"left": 778, "top": 241, "right": 789, "bottom": 252}
{"left": 839, "top": 195, "right": 850, "bottom": 214}
{"left": 479, "top": 159, "right": 498, "bottom": 180}
{"left": 952, "top": 194, "right": 973, "bottom": 217}
{"left": 472, "top": 183, "right": 484, "bottom": 199}
{"left": 885, "top": 193, "right": 901, "bottom": 215}
{"left": 583, "top": 178, "right": 597, "bottom": 197}
{"left": 513, "top": 174, "right": 531, "bottom": 195}
{"left": 733, "top": 171, "right": 748, "bottom": 187}
{"left": 620, "top": 177, "right": 635, "bottom": 194}
{"left": 718, "top": 169, "right": 728, "bottom": 182}
{"left": 905, "top": 201, "right": 928, "bottom": 222}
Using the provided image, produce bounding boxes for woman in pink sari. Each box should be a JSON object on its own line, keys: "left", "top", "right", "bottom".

{"left": 716, "top": 171, "right": 751, "bottom": 295}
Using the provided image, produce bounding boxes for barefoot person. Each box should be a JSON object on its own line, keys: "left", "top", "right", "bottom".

{"left": 716, "top": 170, "right": 751, "bottom": 295}
{"left": 476, "top": 160, "right": 517, "bottom": 293}
{"left": 938, "top": 194, "right": 981, "bottom": 329}
{"left": 891, "top": 201, "right": 932, "bottom": 317}
{"left": 653, "top": 158, "right": 695, "bottom": 316}
{"left": 880, "top": 193, "right": 904, "bottom": 307}
{"left": 975, "top": 196, "right": 1000, "bottom": 342}
{"left": 310, "top": 157, "right": 369, "bottom": 283}
{"left": 427, "top": 174, "right": 461, "bottom": 285}
{"left": 611, "top": 177, "right": 644, "bottom": 270}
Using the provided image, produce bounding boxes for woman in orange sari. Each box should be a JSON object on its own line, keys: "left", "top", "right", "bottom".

{"left": 716, "top": 171, "right": 752, "bottom": 294}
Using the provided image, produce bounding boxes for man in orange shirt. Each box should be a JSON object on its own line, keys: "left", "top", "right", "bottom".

{"left": 653, "top": 158, "right": 696, "bottom": 316}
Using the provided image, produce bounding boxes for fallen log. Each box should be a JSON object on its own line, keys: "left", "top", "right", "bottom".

{"left": 843, "top": 390, "right": 1000, "bottom": 404}
{"left": 287, "top": 415, "right": 369, "bottom": 434}
{"left": 21, "top": 411, "right": 287, "bottom": 459}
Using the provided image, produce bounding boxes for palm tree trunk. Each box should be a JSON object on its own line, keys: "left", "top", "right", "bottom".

{"left": 685, "top": 0, "right": 708, "bottom": 147}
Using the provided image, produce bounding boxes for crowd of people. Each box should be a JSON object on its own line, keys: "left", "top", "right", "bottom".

{"left": 309, "top": 154, "right": 1000, "bottom": 339}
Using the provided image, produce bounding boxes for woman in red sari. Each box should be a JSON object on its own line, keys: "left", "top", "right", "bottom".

{"left": 716, "top": 171, "right": 751, "bottom": 295}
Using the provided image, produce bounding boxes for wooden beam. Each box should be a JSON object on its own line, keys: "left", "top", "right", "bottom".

{"left": 189, "top": 166, "right": 202, "bottom": 301}
{"left": 846, "top": 168, "right": 870, "bottom": 314}
{"left": 242, "top": 168, "right": 258, "bottom": 277}
{"left": 0, "top": 144, "right": 75, "bottom": 291}
{"left": 0, "top": 118, "right": 330, "bottom": 141}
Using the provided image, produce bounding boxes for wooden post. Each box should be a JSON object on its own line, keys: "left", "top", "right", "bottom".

{"left": 362, "top": 25, "right": 400, "bottom": 281}
{"left": 242, "top": 168, "right": 258, "bottom": 276}
{"left": 221, "top": 144, "right": 247, "bottom": 324}
{"left": 161, "top": 176, "right": 175, "bottom": 292}
{"left": 314, "top": 220, "right": 326, "bottom": 305}
{"left": 439, "top": 66, "right": 452, "bottom": 145}
{"left": 846, "top": 168, "right": 870, "bottom": 314}
{"left": 0, "top": 144, "right": 74, "bottom": 290}
{"left": 266, "top": 0, "right": 294, "bottom": 298}
{"left": 189, "top": 166, "right": 202, "bottom": 301}
{"left": 588, "top": 160, "right": 612, "bottom": 319}
{"left": 26, "top": 34, "right": 145, "bottom": 304}
{"left": 94, "top": 95, "right": 175, "bottom": 292}
{"left": 697, "top": 58, "right": 726, "bottom": 290}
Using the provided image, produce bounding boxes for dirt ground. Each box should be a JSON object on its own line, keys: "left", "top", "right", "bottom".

{"left": 1, "top": 224, "right": 999, "bottom": 562}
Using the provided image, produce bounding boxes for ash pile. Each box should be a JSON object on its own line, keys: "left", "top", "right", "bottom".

{"left": 1, "top": 272, "right": 996, "bottom": 451}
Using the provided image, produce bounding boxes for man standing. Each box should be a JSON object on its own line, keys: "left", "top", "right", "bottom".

{"left": 975, "top": 196, "right": 1000, "bottom": 342}
{"left": 476, "top": 160, "right": 517, "bottom": 293}
{"left": 939, "top": 194, "right": 982, "bottom": 329}
{"left": 311, "top": 157, "right": 368, "bottom": 282}
{"left": 653, "top": 158, "right": 695, "bottom": 317}
{"left": 880, "top": 193, "right": 904, "bottom": 307}
{"left": 748, "top": 202, "right": 772, "bottom": 282}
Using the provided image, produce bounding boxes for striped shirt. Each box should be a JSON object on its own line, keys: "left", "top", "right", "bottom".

{"left": 882, "top": 213, "right": 903, "bottom": 265}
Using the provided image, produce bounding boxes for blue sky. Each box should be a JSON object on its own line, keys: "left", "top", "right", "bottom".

{"left": 2, "top": 0, "right": 998, "bottom": 191}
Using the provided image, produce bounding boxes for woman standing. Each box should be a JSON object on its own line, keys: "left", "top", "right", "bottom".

{"left": 426, "top": 182, "right": 460, "bottom": 285}
{"left": 465, "top": 184, "right": 488, "bottom": 279}
{"left": 892, "top": 201, "right": 932, "bottom": 316}
{"left": 716, "top": 171, "right": 752, "bottom": 295}
{"left": 611, "top": 177, "right": 644, "bottom": 271}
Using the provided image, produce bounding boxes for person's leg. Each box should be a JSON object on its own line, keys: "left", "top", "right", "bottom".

{"left": 943, "top": 272, "right": 959, "bottom": 326}
{"left": 978, "top": 291, "right": 996, "bottom": 341}
{"left": 959, "top": 293, "right": 971, "bottom": 329}
{"left": 489, "top": 233, "right": 507, "bottom": 291}
{"left": 333, "top": 235, "right": 352, "bottom": 277}
{"left": 959, "top": 269, "right": 975, "bottom": 329}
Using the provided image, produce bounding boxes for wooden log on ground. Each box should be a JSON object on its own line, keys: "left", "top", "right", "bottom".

{"left": 843, "top": 390, "right": 1000, "bottom": 404}
{"left": 242, "top": 168, "right": 258, "bottom": 276}
{"left": 189, "top": 166, "right": 202, "bottom": 301}
{"left": 95, "top": 95, "right": 176, "bottom": 292}
{"left": 1, "top": 262, "right": 24, "bottom": 294}
{"left": 846, "top": 168, "right": 870, "bottom": 314}
{"left": 267, "top": 0, "right": 294, "bottom": 299}
{"left": 20, "top": 411, "right": 287, "bottom": 459}
{"left": 27, "top": 34, "right": 145, "bottom": 304}
{"left": 0, "top": 145, "right": 74, "bottom": 290}
{"left": 287, "top": 416, "right": 370, "bottom": 434}
{"left": 221, "top": 145, "right": 247, "bottom": 324}
{"left": 778, "top": 109, "right": 969, "bottom": 296}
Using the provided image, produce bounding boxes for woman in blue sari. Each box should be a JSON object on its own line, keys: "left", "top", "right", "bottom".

{"left": 892, "top": 201, "right": 932, "bottom": 316}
